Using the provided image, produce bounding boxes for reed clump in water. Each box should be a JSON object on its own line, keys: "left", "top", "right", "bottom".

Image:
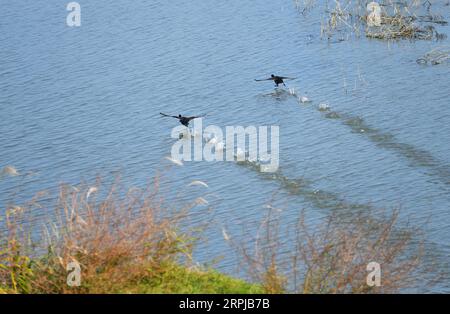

{"left": 365, "top": 4, "right": 435, "bottom": 40}
{"left": 315, "top": 0, "right": 447, "bottom": 41}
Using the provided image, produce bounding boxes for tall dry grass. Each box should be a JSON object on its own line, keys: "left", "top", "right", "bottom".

{"left": 234, "top": 206, "right": 440, "bottom": 293}
{"left": 0, "top": 175, "right": 443, "bottom": 294}
{"left": 0, "top": 177, "right": 207, "bottom": 293}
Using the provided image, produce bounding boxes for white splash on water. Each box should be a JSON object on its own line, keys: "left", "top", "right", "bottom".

{"left": 299, "top": 95, "right": 311, "bottom": 103}
{"left": 318, "top": 103, "right": 330, "bottom": 111}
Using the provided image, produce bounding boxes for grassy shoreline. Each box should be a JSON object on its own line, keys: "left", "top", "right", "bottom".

{"left": 0, "top": 180, "right": 264, "bottom": 294}
{"left": 1, "top": 260, "right": 262, "bottom": 294}
{"left": 0, "top": 178, "right": 438, "bottom": 294}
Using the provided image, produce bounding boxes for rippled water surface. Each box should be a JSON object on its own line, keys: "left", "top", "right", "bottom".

{"left": 1, "top": 1, "right": 449, "bottom": 292}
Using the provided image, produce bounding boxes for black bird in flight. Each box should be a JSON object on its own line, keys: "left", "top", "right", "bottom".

{"left": 160, "top": 113, "right": 203, "bottom": 127}
{"left": 255, "top": 74, "right": 296, "bottom": 87}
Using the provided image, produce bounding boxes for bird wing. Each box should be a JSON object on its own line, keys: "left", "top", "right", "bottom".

{"left": 186, "top": 115, "right": 203, "bottom": 121}
{"left": 278, "top": 76, "right": 296, "bottom": 80}
{"left": 254, "top": 77, "right": 275, "bottom": 81}
{"left": 160, "top": 112, "right": 179, "bottom": 119}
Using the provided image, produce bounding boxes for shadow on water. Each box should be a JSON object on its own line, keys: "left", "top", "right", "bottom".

{"left": 236, "top": 159, "right": 374, "bottom": 212}
{"left": 259, "top": 88, "right": 450, "bottom": 186}
{"left": 320, "top": 108, "right": 450, "bottom": 186}
{"left": 257, "top": 87, "right": 296, "bottom": 102}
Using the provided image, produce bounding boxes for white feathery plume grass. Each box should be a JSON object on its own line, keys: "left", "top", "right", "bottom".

{"left": 1, "top": 165, "right": 20, "bottom": 177}
{"left": 86, "top": 187, "right": 98, "bottom": 199}
{"left": 195, "top": 197, "right": 209, "bottom": 205}
{"left": 222, "top": 227, "right": 230, "bottom": 241}
{"left": 188, "top": 180, "right": 209, "bottom": 188}
{"left": 165, "top": 156, "right": 184, "bottom": 166}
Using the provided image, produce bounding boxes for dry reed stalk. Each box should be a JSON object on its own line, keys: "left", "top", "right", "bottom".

{"left": 1, "top": 177, "right": 209, "bottom": 293}
{"left": 234, "top": 205, "right": 440, "bottom": 293}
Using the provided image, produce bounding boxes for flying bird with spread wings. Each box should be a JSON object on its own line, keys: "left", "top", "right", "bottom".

{"left": 255, "top": 74, "right": 296, "bottom": 87}
{"left": 160, "top": 113, "right": 203, "bottom": 127}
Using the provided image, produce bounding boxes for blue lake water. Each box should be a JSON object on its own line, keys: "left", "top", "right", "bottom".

{"left": 1, "top": 1, "right": 449, "bottom": 292}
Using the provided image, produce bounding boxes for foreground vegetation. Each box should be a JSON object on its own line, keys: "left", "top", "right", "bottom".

{"left": 0, "top": 261, "right": 262, "bottom": 294}
{"left": 0, "top": 174, "right": 439, "bottom": 294}
{"left": 0, "top": 178, "right": 264, "bottom": 294}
